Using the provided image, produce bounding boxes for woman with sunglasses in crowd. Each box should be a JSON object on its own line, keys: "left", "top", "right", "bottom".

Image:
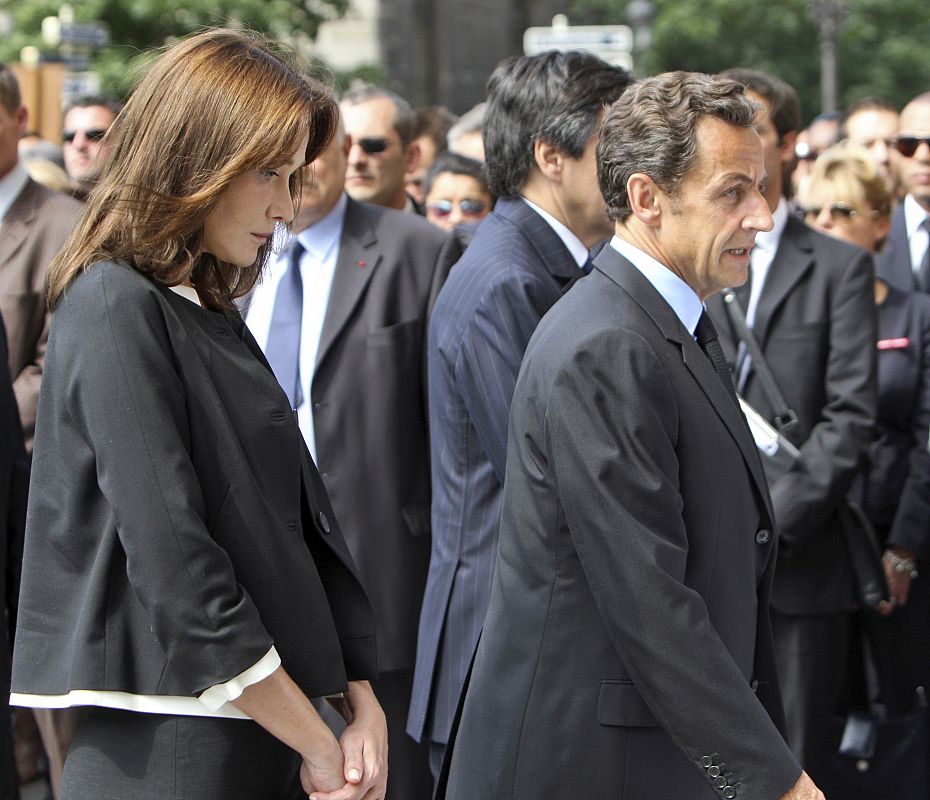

{"left": 800, "top": 145, "right": 930, "bottom": 731}
{"left": 9, "top": 29, "right": 387, "bottom": 800}
{"left": 424, "top": 152, "right": 495, "bottom": 246}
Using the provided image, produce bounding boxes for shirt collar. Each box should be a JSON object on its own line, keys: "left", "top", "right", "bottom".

{"left": 753, "top": 196, "right": 789, "bottom": 252}
{"left": 521, "top": 196, "right": 590, "bottom": 268}
{"left": 0, "top": 160, "right": 30, "bottom": 224}
{"left": 904, "top": 193, "right": 930, "bottom": 239}
{"left": 609, "top": 234, "right": 704, "bottom": 336}
{"left": 295, "top": 192, "right": 348, "bottom": 260}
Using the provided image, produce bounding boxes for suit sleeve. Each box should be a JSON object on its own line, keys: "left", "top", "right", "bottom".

{"left": 456, "top": 270, "right": 560, "bottom": 485}
{"left": 545, "top": 327, "right": 800, "bottom": 800}
{"left": 770, "top": 249, "right": 877, "bottom": 545}
{"left": 52, "top": 271, "right": 272, "bottom": 693}
{"left": 887, "top": 301, "right": 930, "bottom": 561}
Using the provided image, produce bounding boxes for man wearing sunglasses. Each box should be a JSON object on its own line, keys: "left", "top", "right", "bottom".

{"left": 707, "top": 68, "right": 876, "bottom": 789}
{"left": 409, "top": 49, "right": 632, "bottom": 786}
{"left": 341, "top": 87, "right": 423, "bottom": 214}
{"left": 61, "top": 95, "right": 121, "bottom": 201}
{"left": 877, "top": 92, "right": 930, "bottom": 293}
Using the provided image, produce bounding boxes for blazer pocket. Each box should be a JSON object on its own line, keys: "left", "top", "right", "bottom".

{"left": 366, "top": 318, "right": 420, "bottom": 347}
{"left": 597, "top": 679, "right": 660, "bottom": 728}
{"left": 401, "top": 499, "right": 430, "bottom": 538}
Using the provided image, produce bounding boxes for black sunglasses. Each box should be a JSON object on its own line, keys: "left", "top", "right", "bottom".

{"left": 428, "top": 199, "right": 488, "bottom": 218}
{"left": 357, "top": 137, "right": 390, "bottom": 155}
{"left": 893, "top": 136, "right": 930, "bottom": 158}
{"left": 802, "top": 201, "right": 861, "bottom": 223}
{"left": 63, "top": 128, "right": 108, "bottom": 144}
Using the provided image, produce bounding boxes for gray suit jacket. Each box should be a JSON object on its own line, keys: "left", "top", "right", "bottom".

{"left": 0, "top": 175, "right": 82, "bottom": 449}
{"left": 408, "top": 198, "right": 584, "bottom": 745}
{"left": 443, "top": 248, "right": 800, "bottom": 800}
{"left": 708, "top": 216, "right": 877, "bottom": 614}
{"left": 305, "top": 197, "right": 461, "bottom": 673}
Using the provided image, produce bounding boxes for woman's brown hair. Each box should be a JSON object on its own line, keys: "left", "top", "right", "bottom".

{"left": 47, "top": 28, "right": 338, "bottom": 310}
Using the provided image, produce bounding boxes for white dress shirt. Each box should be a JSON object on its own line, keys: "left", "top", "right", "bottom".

{"left": 745, "top": 197, "right": 790, "bottom": 327}
{"left": 522, "top": 196, "right": 591, "bottom": 269}
{"left": 610, "top": 235, "right": 704, "bottom": 335}
{"left": 247, "top": 193, "right": 348, "bottom": 461}
{"left": 904, "top": 194, "right": 930, "bottom": 276}
{"left": 0, "top": 160, "right": 30, "bottom": 231}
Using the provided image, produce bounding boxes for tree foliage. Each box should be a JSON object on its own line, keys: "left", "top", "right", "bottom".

{"left": 569, "top": 0, "right": 930, "bottom": 122}
{"left": 0, "top": 0, "right": 350, "bottom": 97}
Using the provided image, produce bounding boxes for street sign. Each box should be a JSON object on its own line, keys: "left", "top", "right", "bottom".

{"left": 59, "top": 22, "right": 110, "bottom": 48}
{"left": 524, "top": 23, "right": 633, "bottom": 69}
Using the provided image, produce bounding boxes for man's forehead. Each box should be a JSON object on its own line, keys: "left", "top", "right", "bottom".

{"left": 342, "top": 97, "right": 397, "bottom": 130}
{"left": 693, "top": 119, "right": 764, "bottom": 180}
{"left": 900, "top": 101, "right": 930, "bottom": 133}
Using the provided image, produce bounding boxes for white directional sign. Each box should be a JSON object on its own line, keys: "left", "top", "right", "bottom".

{"left": 523, "top": 24, "right": 633, "bottom": 70}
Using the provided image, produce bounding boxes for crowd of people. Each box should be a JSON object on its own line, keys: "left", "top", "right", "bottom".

{"left": 0, "top": 25, "right": 928, "bottom": 800}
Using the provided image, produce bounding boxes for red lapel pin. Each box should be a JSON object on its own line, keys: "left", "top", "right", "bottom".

{"left": 357, "top": 260, "right": 366, "bottom": 268}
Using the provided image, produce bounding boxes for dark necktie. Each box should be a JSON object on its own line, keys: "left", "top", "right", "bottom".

{"left": 695, "top": 310, "right": 738, "bottom": 406}
{"left": 265, "top": 242, "right": 304, "bottom": 409}
{"left": 918, "top": 218, "right": 930, "bottom": 293}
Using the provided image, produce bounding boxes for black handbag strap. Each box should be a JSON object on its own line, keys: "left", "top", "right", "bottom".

{"left": 721, "top": 289, "right": 799, "bottom": 436}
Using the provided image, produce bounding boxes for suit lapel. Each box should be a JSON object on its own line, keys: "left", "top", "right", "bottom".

{"left": 596, "top": 249, "right": 773, "bottom": 518}
{"left": 752, "top": 216, "right": 814, "bottom": 347}
{"left": 0, "top": 179, "right": 38, "bottom": 266}
{"left": 315, "top": 197, "right": 380, "bottom": 373}
{"left": 495, "top": 198, "right": 583, "bottom": 288}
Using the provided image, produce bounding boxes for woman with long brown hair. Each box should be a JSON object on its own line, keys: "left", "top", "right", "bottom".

{"left": 9, "top": 29, "right": 386, "bottom": 800}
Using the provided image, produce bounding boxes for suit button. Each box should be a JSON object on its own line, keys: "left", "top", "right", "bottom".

{"left": 714, "top": 776, "right": 727, "bottom": 789}
{"left": 708, "top": 766, "right": 720, "bottom": 778}
{"left": 318, "top": 512, "right": 331, "bottom": 533}
{"left": 755, "top": 528, "right": 771, "bottom": 544}
{"left": 313, "top": 403, "right": 322, "bottom": 411}
{"left": 700, "top": 756, "right": 713, "bottom": 769}
{"left": 723, "top": 788, "right": 736, "bottom": 799}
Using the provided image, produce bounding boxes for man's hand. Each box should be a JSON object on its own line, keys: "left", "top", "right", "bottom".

{"left": 300, "top": 738, "right": 347, "bottom": 795}
{"left": 309, "top": 681, "right": 388, "bottom": 800}
{"left": 779, "top": 770, "right": 825, "bottom": 800}
{"left": 877, "top": 548, "right": 917, "bottom": 615}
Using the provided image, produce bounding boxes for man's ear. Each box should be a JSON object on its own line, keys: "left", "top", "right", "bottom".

{"left": 342, "top": 133, "right": 353, "bottom": 159}
{"left": 404, "top": 139, "right": 421, "bottom": 174}
{"left": 15, "top": 105, "right": 28, "bottom": 136}
{"left": 627, "top": 173, "right": 663, "bottom": 225}
{"left": 533, "top": 139, "right": 563, "bottom": 182}
{"left": 778, "top": 130, "right": 797, "bottom": 166}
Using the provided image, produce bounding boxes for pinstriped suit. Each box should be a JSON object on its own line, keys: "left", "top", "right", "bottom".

{"left": 407, "top": 197, "right": 585, "bottom": 757}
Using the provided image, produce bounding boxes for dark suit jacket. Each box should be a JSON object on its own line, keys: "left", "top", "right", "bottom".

{"left": 707, "top": 216, "right": 877, "bottom": 614}
{"left": 0, "top": 175, "right": 82, "bottom": 449}
{"left": 306, "top": 197, "right": 461, "bottom": 673}
{"left": 850, "top": 285, "right": 930, "bottom": 560}
{"left": 1, "top": 312, "right": 27, "bottom": 798}
{"left": 443, "top": 248, "right": 800, "bottom": 800}
{"left": 876, "top": 204, "right": 917, "bottom": 292}
{"left": 408, "top": 197, "right": 585, "bottom": 746}
{"left": 11, "top": 261, "right": 376, "bottom": 702}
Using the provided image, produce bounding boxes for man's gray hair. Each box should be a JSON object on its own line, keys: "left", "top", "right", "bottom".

{"left": 597, "top": 71, "right": 758, "bottom": 221}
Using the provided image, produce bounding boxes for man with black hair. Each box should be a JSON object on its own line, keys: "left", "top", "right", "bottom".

{"left": 708, "top": 67, "right": 876, "bottom": 785}
{"left": 408, "top": 49, "right": 632, "bottom": 782}
{"left": 61, "top": 94, "right": 121, "bottom": 200}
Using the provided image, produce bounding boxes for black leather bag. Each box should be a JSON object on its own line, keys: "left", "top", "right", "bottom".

{"left": 721, "top": 290, "right": 889, "bottom": 609}
{"left": 823, "top": 691, "right": 929, "bottom": 799}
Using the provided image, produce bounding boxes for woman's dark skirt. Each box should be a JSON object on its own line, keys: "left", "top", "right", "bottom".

{"left": 61, "top": 707, "right": 303, "bottom": 800}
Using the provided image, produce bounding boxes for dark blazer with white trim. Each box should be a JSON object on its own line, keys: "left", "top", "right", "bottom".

{"left": 11, "top": 260, "right": 376, "bottom": 703}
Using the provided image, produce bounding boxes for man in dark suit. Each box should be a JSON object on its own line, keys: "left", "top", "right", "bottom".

{"left": 442, "top": 71, "right": 821, "bottom": 800}
{"left": 407, "top": 50, "right": 632, "bottom": 781}
{"left": 876, "top": 92, "right": 930, "bottom": 292}
{"left": 1, "top": 311, "right": 28, "bottom": 800}
{"left": 245, "top": 121, "right": 460, "bottom": 800}
{"left": 1, "top": 60, "right": 82, "bottom": 797}
{"left": 709, "top": 69, "right": 877, "bottom": 784}
{"left": 1, "top": 64, "right": 82, "bottom": 452}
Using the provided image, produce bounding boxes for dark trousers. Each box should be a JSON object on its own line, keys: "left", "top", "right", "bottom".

{"left": 772, "top": 608, "right": 853, "bottom": 786}
{"left": 61, "top": 708, "right": 302, "bottom": 800}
